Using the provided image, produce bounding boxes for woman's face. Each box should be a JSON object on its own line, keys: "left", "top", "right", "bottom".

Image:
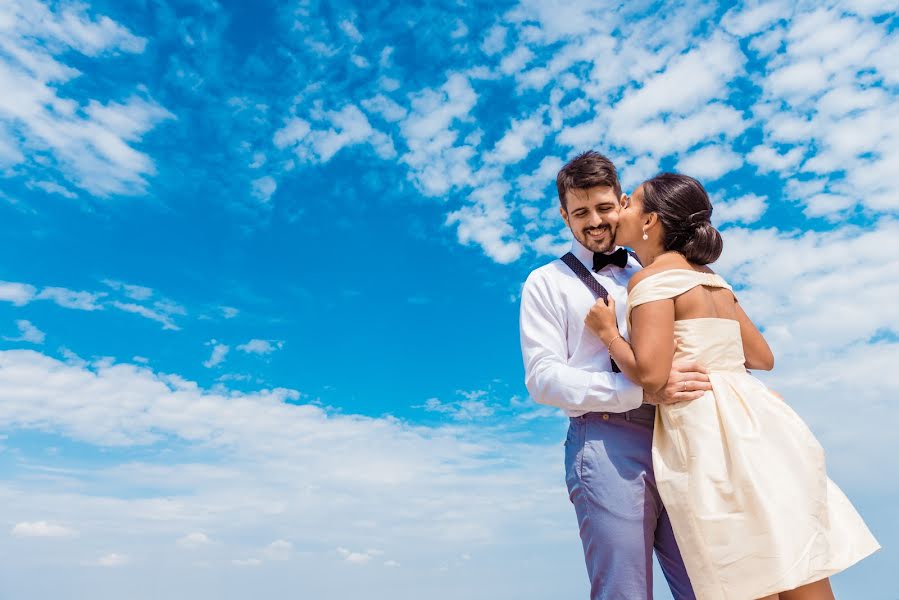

{"left": 615, "top": 184, "right": 648, "bottom": 247}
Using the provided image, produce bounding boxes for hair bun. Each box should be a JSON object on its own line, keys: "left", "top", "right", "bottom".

{"left": 682, "top": 222, "right": 723, "bottom": 265}
{"left": 687, "top": 209, "right": 712, "bottom": 228}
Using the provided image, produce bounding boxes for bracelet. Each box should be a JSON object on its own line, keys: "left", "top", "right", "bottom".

{"left": 606, "top": 334, "right": 624, "bottom": 352}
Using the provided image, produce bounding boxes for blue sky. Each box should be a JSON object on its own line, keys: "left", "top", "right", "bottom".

{"left": 0, "top": 0, "right": 897, "bottom": 598}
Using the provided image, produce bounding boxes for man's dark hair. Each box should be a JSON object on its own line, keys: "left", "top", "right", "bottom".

{"left": 556, "top": 151, "right": 622, "bottom": 211}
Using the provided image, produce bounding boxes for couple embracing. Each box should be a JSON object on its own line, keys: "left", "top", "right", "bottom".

{"left": 519, "top": 151, "right": 879, "bottom": 600}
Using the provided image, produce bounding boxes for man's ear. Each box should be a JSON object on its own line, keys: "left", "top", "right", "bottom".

{"left": 559, "top": 205, "right": 569, "bottom": 227}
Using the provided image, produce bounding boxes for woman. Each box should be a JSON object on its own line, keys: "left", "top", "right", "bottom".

{"left": 585, "top": 173, "right": 879, "bottom": 600}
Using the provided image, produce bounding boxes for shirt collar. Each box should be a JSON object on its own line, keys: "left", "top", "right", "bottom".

{"left": 570, "top": 238, "right": 623, "bottom": 269}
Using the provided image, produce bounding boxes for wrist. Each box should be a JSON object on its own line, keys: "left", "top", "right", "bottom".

{"left": 602, "top": 331, "right": 622, "bottom": 347}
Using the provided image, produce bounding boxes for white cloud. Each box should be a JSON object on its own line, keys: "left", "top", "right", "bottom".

{"left": 36, "top": 287, "right": 105, "bottom": 311}
{"left": 338, "top": 19, "right": 363, "bottom": 43}
{"left": 0, "top": 349, "right": 566, "bottom": 545}
{"left": 203, "top": 342, "right": 229, "bottom": 368}
{"left": 400, "top": 73, "right": 479, "bottom": 197}
{"left": 361, "top": 94, "right": 407, "bottom": 123}
{"left": 0, "top": 125, "right": 25, "bottom": 166}
{"left": 236, "top": 339, "right": 284, "bottom": 355}
{"left": 0, "top": 1, "right": 172, "bottom": 197}
{"left": 176, "top": 532, "right": 211, "bottom": 549}
{"left": 745, "top": 7, "right": 899, "bottom": 216}
{"left": 498, "top": 45, "right": 535, "bottom": 75}
{"left": 446, "top": 182, "right": 522, "bottom": 264}
{"left": 450, "top": 20, "right": 468, "bottom": 40}
{"left": 721, "top": 2, "right": 785, "bottom": 37}
{"left": 801, "top": 193, "right": 854, "bottom": 219}
{"left": 615, "top": 104, "right": 748, "bottom": 158}
{"left": 251, "top": 175, "right": 277, "bottom": 203}
{"left": 419, "top": 391, "right": 495, "bottom": 421}
{"left": 481, "top": 25, "right": 507, "bottom": 55}
{"left": 316, "top": 105, "right": 393, "bottom": 161}
{"left": 102, "top": 280, "right": 153, "bottom": 301}
{"left": 28, "top": 180, "right": 76, "bottom": 198}
{"left": 93, "top": 553, "right": 129, "bottom": 567}
{"left": 619, "top": 36, "right": 744, "bottom": 121}
{"left": 766, "top": 59, "right": 829, "bottom": 99}
{"left": 263, "top": 539, "right": 292, "bottom": 561}
{"left": 747, "top": 145, "right": 804, "bottom": 173}
{"left": 0, "top": 281, "right": 37, "bottom": 306}
{"left": 231, "top": 557, "right": 262, "bottom": 567}
{"left": 516, "top": 156, "right": 563, "bottom": 201}
{"left": 110, "top": 301, "right": 179, "bottom": 331}
{"left": 676, "top": 144, "right": 743, "bottom": 181}
{"left": 713, "top": 193, "right": 768, "bottom": 225}
{"left": 221, "top": 306, "right": 239, "bottom": 319}
{"left": 11, "top": 521, "right": 77, "bottom": 538}
{"left": 486, "top": 113, "right": 548, "bottom": 165}
{"left": 4, "top": 319, "right": 45, "bottom": 344}
{"left": 276, "top": 105, "right": 395, "bottom": 163}
{"left": 337, "top": 547, "right": 373, "bottom": 564}
{"left": 273, "top": 118, "right": 311, "bottom": 149}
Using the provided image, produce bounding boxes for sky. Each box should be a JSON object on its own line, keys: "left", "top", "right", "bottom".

{"left": 0, "top": 0, "right": 897, "bottom": 598}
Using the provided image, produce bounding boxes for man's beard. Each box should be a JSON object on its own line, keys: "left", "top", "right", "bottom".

{"left": 578, "top": 225, "right": 616, "bottom": 253}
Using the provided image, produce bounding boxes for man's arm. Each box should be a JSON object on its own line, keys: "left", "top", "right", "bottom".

{"left": 519, "top": 272, "right": 643, "bottom": 413}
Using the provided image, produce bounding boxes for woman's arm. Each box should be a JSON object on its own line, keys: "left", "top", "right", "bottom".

{"left": 628, "top": 300, "right": 676, "bottom": 393}
{"left": 734, "top": 298, "right": 775, "bottom": 370}
{"left": 584, "top": 296, "right": 676, "bottom": 394}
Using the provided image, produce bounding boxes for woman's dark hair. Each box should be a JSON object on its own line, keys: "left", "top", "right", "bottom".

{"left": 556, "top": 150, "right": 622, "bottom": 211}
{"left": 641, "top": 173, "right": 723, "bottom": 265}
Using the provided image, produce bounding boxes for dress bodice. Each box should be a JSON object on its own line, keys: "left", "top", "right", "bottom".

{"left": 627, "top": 269, "right": 746, "bottom": 372}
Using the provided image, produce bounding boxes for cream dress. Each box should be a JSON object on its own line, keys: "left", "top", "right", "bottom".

{"left": 627, "top": 269, "right": 879, "bottom": 600}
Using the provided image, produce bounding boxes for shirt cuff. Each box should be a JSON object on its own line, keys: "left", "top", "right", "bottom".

{"left": 614, "top": 374, "right": 645, "bottom": 412}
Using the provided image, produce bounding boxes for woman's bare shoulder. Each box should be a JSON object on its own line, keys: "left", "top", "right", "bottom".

{"left": 627, "top": 265, "right": 660, "bottom": 291}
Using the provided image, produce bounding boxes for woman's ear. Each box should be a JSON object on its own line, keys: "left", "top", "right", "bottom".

{"left": 644, "top": 211, "right": 658, "bottom": 230}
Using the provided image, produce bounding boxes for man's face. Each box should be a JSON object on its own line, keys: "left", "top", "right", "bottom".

{"left": 560, "top": 185, "right": 622, "bottom": 253}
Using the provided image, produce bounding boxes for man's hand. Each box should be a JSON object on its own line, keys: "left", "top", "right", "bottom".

{"left": 644, "top": 360, "right": 712, "bottom": 405}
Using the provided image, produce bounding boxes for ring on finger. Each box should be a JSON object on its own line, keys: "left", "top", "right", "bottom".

{"left": 682, "top": 381, "right": 688, "bottom": 392}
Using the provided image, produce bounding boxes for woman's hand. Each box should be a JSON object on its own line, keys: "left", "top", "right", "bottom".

{"left": 584, "top": 296, "right": 620, "bottom": 345}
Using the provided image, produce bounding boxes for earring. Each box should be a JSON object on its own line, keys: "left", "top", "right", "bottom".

{"left": 642, "top": 229, "right": 648, "bottom": 241}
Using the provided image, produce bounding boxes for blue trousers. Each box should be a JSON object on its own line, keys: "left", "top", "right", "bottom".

{"left": 565, "top": 404, "right": 695, "bottom": 600}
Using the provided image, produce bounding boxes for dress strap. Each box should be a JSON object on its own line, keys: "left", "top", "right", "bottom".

{"left": 627, "top": 269, "right": 732, "bottom": 325}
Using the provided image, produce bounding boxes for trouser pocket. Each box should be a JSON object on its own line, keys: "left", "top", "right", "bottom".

{"left": 564, "top": 417, "right": 585, "bottom": 500}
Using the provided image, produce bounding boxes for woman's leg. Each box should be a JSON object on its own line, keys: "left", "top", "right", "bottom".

{"left": 779, "top": 578, "right": 835, "bottom": 600}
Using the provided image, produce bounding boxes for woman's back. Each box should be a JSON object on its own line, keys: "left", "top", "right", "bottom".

{"left": 627, "top": 268, "right": 746, "bottom": 372}
{"left": 627, "top": 255, "right": 774, "bottom": 372}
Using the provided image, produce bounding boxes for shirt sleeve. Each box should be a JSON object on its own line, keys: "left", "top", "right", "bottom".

{"left": 519, "top": 271, "right": 644, "bottom": 413}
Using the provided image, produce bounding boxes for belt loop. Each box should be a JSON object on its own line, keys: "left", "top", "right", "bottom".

{"left": 624, "top": 409, "right": 631, "bottom": 421}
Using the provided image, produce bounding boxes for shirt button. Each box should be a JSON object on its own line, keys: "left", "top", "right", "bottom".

{"left": 602, "top": 413, "right": 610, "bottom": 421}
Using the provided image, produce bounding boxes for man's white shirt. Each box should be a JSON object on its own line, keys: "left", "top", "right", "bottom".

{"left": 519, "top": 238, "right": 644, "bottom": 417}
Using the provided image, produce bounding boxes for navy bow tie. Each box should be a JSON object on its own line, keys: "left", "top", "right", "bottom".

{"left": 593, "top": 248, "right": 629, "bottom": 272}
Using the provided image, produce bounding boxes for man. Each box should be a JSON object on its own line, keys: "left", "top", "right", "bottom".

{"left": 519, "top": 151, "right": 711, "bottom": 600}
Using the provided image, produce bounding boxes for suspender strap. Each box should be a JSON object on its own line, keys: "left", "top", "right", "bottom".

{"left": 560, "top": 252, "right": 622, "bottom": 373}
